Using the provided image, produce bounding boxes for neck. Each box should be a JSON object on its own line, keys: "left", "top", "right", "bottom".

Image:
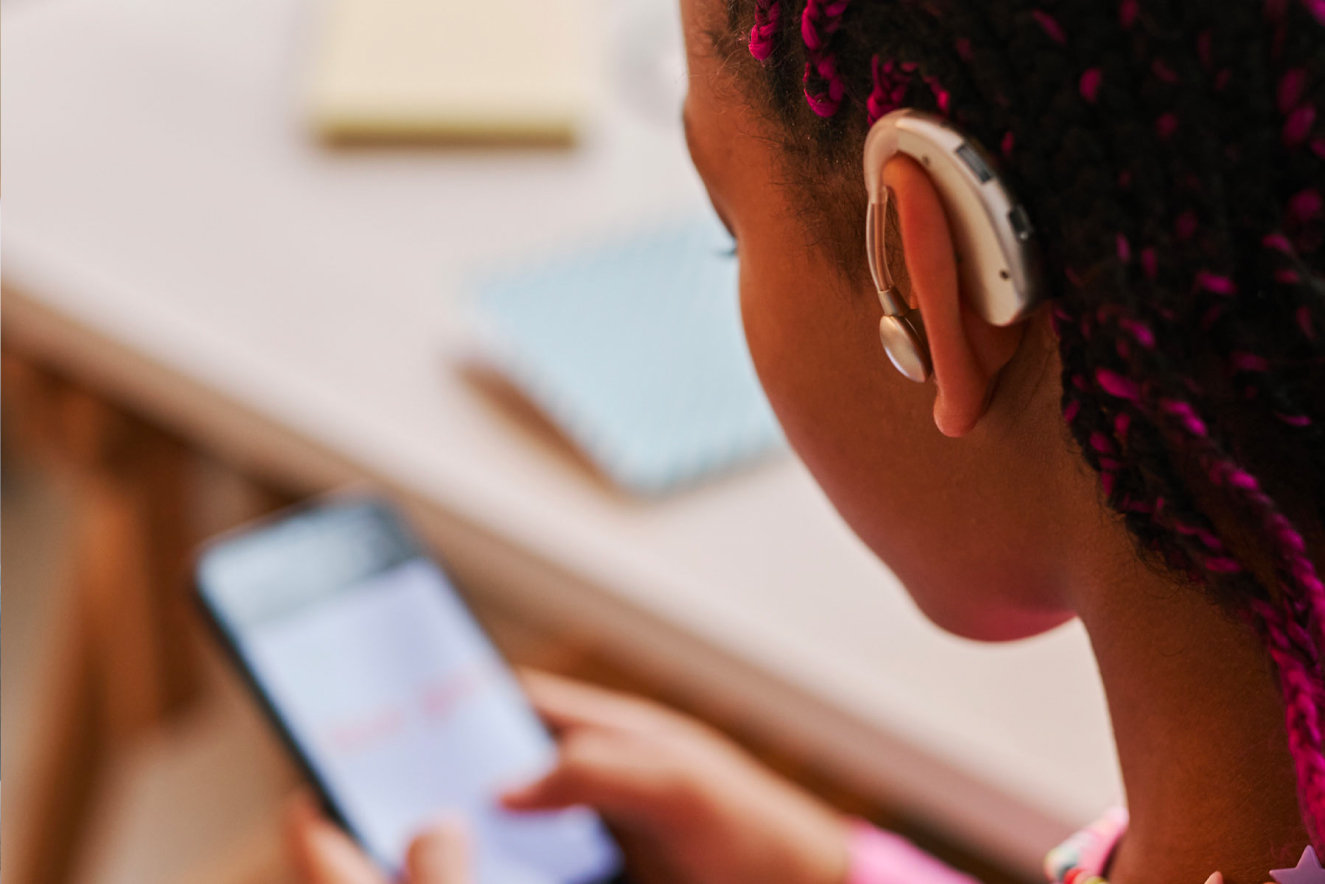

{"left": 1076, "top": 554, "right": 1308, "bottom": 884}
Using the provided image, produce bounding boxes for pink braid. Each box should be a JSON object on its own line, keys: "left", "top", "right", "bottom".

{"left": 1137, "top": 404, "right": 1325, "bottom": 842}
{"left": 1093, "top": 356, "right": 1325, "bottom": 643}
{"left": 866, "top": 56, "right": 916, "bottom": 124}
{"left": 1284, "top": 594, "right": 1325, "bottom": 681}
{"left": 1252, "top": 596, "right": 1325, "bottom": 844}
{"left": 1197, "top": 451, "right": 1325, "bottom": 632}
{"left": 1090, "top": 330, "right": 1325, "bottom": 840}
{"left": 1156, "top": 397, "right": 1325, "bottom": 646}
{"left": 801, "top": 0, "right": 851, "bottom": 117}
{"left": 1121, "top": 426, "right": 1325, "bottom": 845}
{"left": 749, "top": 0, "right": 780, "bottom": 62}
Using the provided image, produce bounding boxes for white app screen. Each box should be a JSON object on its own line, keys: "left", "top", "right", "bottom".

{"left": 234, "top": 558, "right": 621, "bottom": 883}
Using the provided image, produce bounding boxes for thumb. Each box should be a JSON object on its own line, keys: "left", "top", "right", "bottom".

{"left": 406, "top": 819, "right": 470, "bottom": 884}
{"left": 285, "top": 793, "right": 383, "bottom": 884}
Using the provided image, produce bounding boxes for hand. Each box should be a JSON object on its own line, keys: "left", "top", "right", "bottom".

{"left": 503, "top": 670, "right": 849, "bottom": 884}
{"left": 285, "top": 792, "right": 470, "bottom": 884}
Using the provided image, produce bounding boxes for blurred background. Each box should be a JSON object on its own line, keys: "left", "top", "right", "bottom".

{"left": 1, "top": 0, "right": 1122, "bottom": 881}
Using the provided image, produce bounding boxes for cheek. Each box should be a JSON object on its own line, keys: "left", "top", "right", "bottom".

{"left": 738, "top": 240, "right": 931, "bottom": 550}
{"left": 738, "top": 236, "right": 919, "bottom": 490}
{"left": 739, "top": 249, "right": 891, "bottom": 453}
{"left": 737, "top": 241, "right": 1064, "bottom": 641}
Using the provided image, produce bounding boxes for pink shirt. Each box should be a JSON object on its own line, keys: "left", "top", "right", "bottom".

{"left": 848, "top": 808, "right": 1129, "bottom": 884}
{"left": 845, "top": 821, "right": 984, "bottom": 884}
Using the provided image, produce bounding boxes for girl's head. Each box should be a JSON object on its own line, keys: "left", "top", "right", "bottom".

{"left": 678, "top": 0, "right": 1324, "bottom": 844}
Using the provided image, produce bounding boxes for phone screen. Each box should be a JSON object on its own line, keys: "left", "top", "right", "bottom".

{"left": 196, "top": 500, "right": 623, "bottom": 883}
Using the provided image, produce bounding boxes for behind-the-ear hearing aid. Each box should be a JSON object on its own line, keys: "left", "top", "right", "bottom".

{"left": 863, "top": 109, "right": 1042, "bottom": 382}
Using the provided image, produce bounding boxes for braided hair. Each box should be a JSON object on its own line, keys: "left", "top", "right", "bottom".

{"left": 726, "top": 0, "right": 1325, "bottom": 845}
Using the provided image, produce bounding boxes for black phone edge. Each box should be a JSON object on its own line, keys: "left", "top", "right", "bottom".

{"left": 192, "top": 578, "right": 362, "bottom": 834}
{"left": 189, "top": 496, "right": 631, "bottom": 884}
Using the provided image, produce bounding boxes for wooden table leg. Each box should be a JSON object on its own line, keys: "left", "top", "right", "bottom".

{"left": 2, "top": 351, "right": 203, "bottom": 884}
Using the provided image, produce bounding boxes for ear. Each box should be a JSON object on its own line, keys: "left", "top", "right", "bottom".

{"left": 882, "top": 155, "right": 1026, "bottom": 438}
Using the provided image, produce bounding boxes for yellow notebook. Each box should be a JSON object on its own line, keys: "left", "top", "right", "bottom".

{"left": 308, "top": 0, "right": 588, "bottom": 144}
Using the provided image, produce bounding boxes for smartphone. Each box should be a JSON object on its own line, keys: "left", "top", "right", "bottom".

{"left": 195, "top": 498, "right": 626, "bottom": 883}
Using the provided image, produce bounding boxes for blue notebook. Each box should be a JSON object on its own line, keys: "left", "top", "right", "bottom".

{"left": 471, "top": 214, "right": 784, "bottom": 496}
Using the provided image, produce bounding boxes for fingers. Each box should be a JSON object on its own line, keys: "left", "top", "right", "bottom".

{"left": 502, "top": 729, "right": 697, "bottom": 825}
{"left": 285, "top": 793, "right": 384, "bottom": 884}
{"left": 517, "top": 669, "right": 690, "bottom": 738}
{"left": 286, "top": 793, "right": 473, "bottom": 884}
{"left": 406, "top": 820, "right": 470, "bottom": 884}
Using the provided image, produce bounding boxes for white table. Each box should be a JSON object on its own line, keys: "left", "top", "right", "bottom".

{"left": 1, "top": 0, "right": 1122, "bottom": 873}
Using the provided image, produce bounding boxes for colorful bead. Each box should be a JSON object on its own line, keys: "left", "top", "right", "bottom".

{"left": 1045, "top": 808, "right": 1129, "bottom": 884}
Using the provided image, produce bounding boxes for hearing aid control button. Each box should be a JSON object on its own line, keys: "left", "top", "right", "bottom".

{"left": 955, "top": 143, "right": 993, "bottom": 183}
{"left": 1009, "top": 205, "right": 1033, "bottom": 241}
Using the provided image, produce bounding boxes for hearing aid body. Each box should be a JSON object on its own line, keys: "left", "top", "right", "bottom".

{"left": 863, "top": 109, "right": 1042, "bottom": 382}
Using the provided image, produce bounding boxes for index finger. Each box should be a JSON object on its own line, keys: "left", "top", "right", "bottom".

{"left": 516, "top": 669, "right": 677, "bottom": 737}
